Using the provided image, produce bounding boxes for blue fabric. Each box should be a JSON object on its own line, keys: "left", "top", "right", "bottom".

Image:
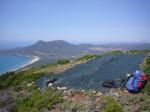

{"left": 126, "top": 70, "right": 143, "bottom": 93}
{"left": 126, "top": 77, "right": 134, "bottom": 90}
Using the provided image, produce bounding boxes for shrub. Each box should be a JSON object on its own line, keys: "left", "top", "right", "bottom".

{"left": 85, "top": 90, "right": 96, "bottom": 101}
{"left": 0, "top": 72, "right": 16, "bottom": 89}
{"left": 12, "top": 72, "right": 43, "bottom": 86}
{"left": 102, "top": 96, "right": 123, "bottom": 112}
{"left": 77, "top": 54, "right": 100, "bottom": 61}
{"left": 0, "top": 100, "right": 5, "bottom": 107}
{"left": 145, "top": 57, "right": 150, "bottom": 65}
{"left": 107, "top": 50, "right": 124, "bottom": 55}
{"left": 127, "top": 50, "right": 150, "bottom": 54}
{"left": 56, "top": 59, "right": 70, "bottom": 64}
{"left": 141, "top": 57, "right": 150, "bottom": 93}
{"left": 15, "top": 88, "right": 63, "bottom": 112}
{"left": 59, "top": 100, "right": 86, "bottom": 111}
{"left": 0, "top": 69, "right": 45, "bottom": 89}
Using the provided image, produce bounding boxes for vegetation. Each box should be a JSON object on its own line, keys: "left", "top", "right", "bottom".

{"left": 145, "top": 57, "right": 150, "bottom": 64}
{"left": 0, "top": 100, "right": 5, "bottom": 107}
{"left": 127, "top": 50, "right": 150, "bottom": 54}
{"left": 106, "top": 49, "right": 150, "bottom": 55}
{"left": 0, "top": 72, "right": 16, "bottom": 89}
{"left": 0, "top": 61, "right": 65, "bottom": 112}
{"left": 106, "top": 50, "right": 124, "bottom": 55}
{"left": 102, "top": 96, "right": 123, "bottom": 112}
{"left": 77, "top": 54, "right": 101, "bottom": 61}
{"left": 0, "top": 59, "right": 70, "bottom": 89}
{"left": 141, "top": 57, "right": 150, "bottom": 94}
{"left": 14, "top": 88, "right": 63, "bottom": 112}
{"left": 56, "top": 59, "right": 70, "bottom": 64}
{"left": 59, "top": 100, "right": 86, "bottom": 111}
{"left": 127, "top": 94, "right": 150, "bottom": 111}
{"left": 0, "top": 70, "right": 45, "bottom": 89}
{"left": 1, "top": 53, "right": 150, "bottom": 111}
{"left": 57, "top": 91, "right": 124, "bottom": 112}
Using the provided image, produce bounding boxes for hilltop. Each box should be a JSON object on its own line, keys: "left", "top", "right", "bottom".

{"left": 0, "top": 40, "right": 86, "bottom": 58}
{"left": 1, "top": 40, "right": 150, "bottom": 59}
{"left": 0, "top": 53, "right": 150, "bottom": 112}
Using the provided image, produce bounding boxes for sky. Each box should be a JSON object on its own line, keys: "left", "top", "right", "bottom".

{"left": 0, "top": 0, "right": 150, "bottom": 46}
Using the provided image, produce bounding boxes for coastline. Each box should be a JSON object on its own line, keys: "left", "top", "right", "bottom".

{"left": 11, "top": 56, "right": 40, "bottom": 72}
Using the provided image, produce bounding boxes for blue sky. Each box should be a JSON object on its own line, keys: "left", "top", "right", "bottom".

{"left": 0, "top": 0, "right": 150, "bottom": 44}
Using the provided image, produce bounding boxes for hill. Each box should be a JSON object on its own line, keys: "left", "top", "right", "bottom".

{"left": 0, "top": 40, "right": 150, "bottom": 59}
{"left": 0, "top": 40, "right": 86, "bottom": 58}
{"left": 0, "top": 54, "right": 150, "bottom": 112}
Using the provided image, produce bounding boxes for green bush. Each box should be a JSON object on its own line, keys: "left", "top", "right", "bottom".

{"left": 56, "top": 59, "right": 70, "bottom": 64}
{"left": 102, "top": 96, "right": 123, "bottom": 112}
{"left": 59, "top": 100, "right": 86, "bottom": 111}
{"left": 107, "top": 50, "right": 124, "bottom": 55}
{"left": 15, "top": 88, "right": 63, "bottom": 112}
{"left": 77, "top": 54, "right": 101, "bottom": 61}
{"left": 145, "top": 57, "right": 150, "bottom": 65}
{"left": 85, "top": 90, "right": 96, "bottom": 101}
{"left": 0, "top": 72, "right": 16, "bottom": 89}
{"left": 0, "top": 69, "right": 45, "bottom": 89}
{"left": 141, "top": 57, "right": 150, "bottom": 93}
{"left": 12, "top": 71, "right": 43, "bottom": 86}
{"left": 0, "top": 100, "right": 5, "bottom": 107}
{"left": 127, "top": 50, "right": 150, "bottom": 54}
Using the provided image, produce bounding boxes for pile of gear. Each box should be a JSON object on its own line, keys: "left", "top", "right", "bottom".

{"left": 126, "top": 70, "right": 148, "bottom": 93}
{"left": 101, "top": 70, "right": 148, "bottom": 93}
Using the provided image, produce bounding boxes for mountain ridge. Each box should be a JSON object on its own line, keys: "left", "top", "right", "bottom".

{"left": 0, "top": 40, "right": 91, "bottom": 58}
{"left": 0, "top": 40, "right": 150, "bottom": 59}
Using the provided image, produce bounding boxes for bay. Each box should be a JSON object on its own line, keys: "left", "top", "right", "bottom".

{"left": 0, "top": 55, "right": 32, "bottom": 75}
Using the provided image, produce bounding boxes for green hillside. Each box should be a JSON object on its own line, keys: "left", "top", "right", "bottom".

{"left": 0, "top": 52, "right": 150, "bottom": 112}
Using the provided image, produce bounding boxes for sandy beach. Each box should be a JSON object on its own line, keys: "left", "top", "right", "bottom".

{"left": 11, "top": 56, "right": 40, "bottom": 72}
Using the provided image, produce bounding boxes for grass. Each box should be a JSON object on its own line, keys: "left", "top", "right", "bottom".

{"left": 141, "top": 57, "right": 150, "bottom": 94}
{"left": 0, "top": 69, "right": 45, "bottom": 89}
{"left": 0, "top": 100, "right": 5, "bottom": 108}
{"left": 1, "top": 53, "right": 150, "bottom": 111}
{"left": 14, "top": 88, "right": 63, "bottom": 112}
{"left": 106, "top": 49, "right": 150, "bottom": 55}
{"left": 127, "top": 50, "right": 150, "bottom": 54}
{"left": 102, "top": 96, "right": 123, "bottom": 112}
{"left": 56, "top": 59, "right": 70, "bottom": 64}
{"left": 59, "top": 100, "right": 86, "bottom": 111}
{"left": 0, "top": 59, "right": 71, "bottom": 89}
{"left": 106, "top": 50, "right": 124, "bottom": 55}
{"left": 77, "top": 54, "right": 101, "bottom": 61}
{"left": 126, "top": 93, "right": 150, "bottom": 111}
{"left": 58, "top": 91, "right": 124, "bottom": 112}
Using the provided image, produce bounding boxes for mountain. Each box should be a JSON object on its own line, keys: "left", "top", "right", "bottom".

{"left": 0, "top": 40, "right": 150, "bottom": 59}
{"left": 0, "top": 40, "right": 91, "bottom": 58}
{"left": 79, "top": 43, "right": 150, "bottom": 51}
{"left": 98, "top": 43, "right": 150, "bottom": 50}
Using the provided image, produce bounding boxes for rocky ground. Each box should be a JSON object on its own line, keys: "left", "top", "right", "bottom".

{"left": 0, "top": 89, "right": 14, "bottom": 112}
{"left": 47, "top": 87, "right": 150, "bottom": 112}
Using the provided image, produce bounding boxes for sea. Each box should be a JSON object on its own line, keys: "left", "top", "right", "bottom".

{"left": 0, "top": 55, "right": 32, "bottom": 75}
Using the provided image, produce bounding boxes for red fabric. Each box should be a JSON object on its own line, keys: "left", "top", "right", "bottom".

{"left": 137, "top": 75, "right": 148, "bottom": 89}
{"left": 140, "top": 75, "right": 148, "bottom": 81}
{"left": 137, "top": 82, "right": 143, "bottom": 88}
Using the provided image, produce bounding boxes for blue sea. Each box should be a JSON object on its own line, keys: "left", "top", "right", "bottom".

{"left": 0, "top": 55, "right": 32, "bottom": 75}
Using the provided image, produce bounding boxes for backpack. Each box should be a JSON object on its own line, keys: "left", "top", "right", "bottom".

{"left": 126, "top": 70, "right": 148, "bottom": 93}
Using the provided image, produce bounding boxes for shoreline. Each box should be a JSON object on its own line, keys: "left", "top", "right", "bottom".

{"left": 11, "top": 56, "right": 40, "bottom": 72}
